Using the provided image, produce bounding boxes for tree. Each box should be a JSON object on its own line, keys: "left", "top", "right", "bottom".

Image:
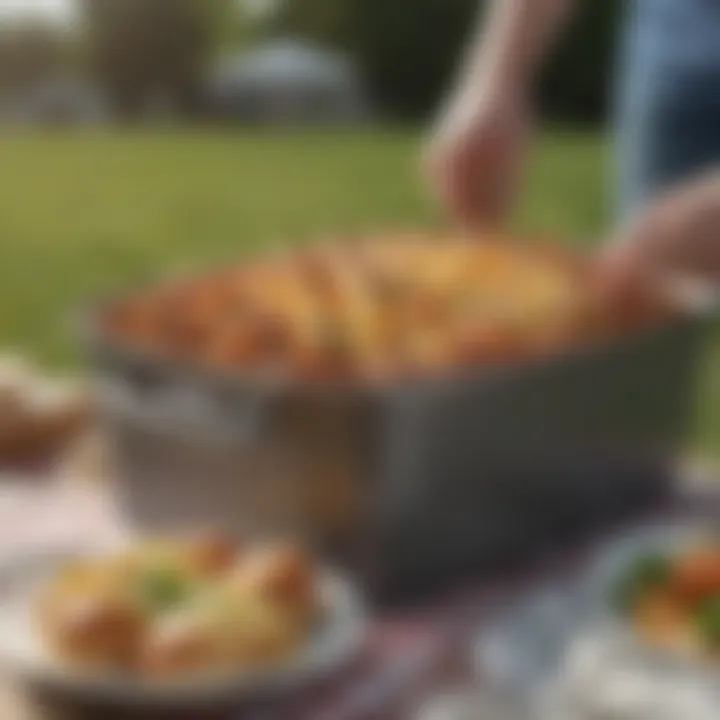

{"left": 346, "top": 0, "right": 475, "bottom": 119}
{"left": 0, "top": 21, "right": 70, "bottom": 98}
{"left": 83, "top": 0, "right": 228, "bottom": 119}
{"left": 261, "top": 0, "right": 474, "bottom": 118}
{"left": 540, "top": 0, "right": 622, "bottom": 123}
{"left": 271, "top": 0, "right": 351, "bottom": 46}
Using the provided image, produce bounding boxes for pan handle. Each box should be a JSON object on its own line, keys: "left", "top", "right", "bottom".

{"left": 97, "top": 377, "right": 268, "bottom": 447}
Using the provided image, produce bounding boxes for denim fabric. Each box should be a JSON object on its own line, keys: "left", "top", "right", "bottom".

{"left": 614, "top": 0, "right": 720, "bottom": 219}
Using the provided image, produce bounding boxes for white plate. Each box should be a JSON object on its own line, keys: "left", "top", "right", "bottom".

{"left": 474, "top": 519, "right": 720, "bottom": 720}
{"left": 0, "top": 547, "right": 367, "bottom": 706}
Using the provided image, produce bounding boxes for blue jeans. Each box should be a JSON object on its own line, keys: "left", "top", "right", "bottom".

{"left": 615, "top": 0, "right": 720, "bottom": 219}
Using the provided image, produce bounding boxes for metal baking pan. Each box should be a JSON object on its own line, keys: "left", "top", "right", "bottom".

{"left": 79, "top": 281, "right": 716, "bottom": 600}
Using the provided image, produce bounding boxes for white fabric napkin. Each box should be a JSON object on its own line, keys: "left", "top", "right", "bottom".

{"left": 540, "top": 631, "right": 720, "bottom": 720}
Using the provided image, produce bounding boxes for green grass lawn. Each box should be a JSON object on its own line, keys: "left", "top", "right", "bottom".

{"left": 0, "top": 128, "right": 716, "bottom": 453}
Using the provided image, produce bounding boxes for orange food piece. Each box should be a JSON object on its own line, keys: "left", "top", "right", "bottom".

{"left": 39, "top": 590, "right": 146, "bottom": 669}
{"left": 183, "top": 532, "right": 239, "bottom": 578}
{"left": 230, "top": 543, "right": 317, "bottom": 621}
{"left": 671, "top": 549, "right": 720, "bottom": 604}
{"left": 634, "top": 590, "right": 686, "bottom": 645}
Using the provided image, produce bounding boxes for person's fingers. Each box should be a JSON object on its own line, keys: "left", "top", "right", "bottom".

{"left": 425, "top": 113, "right": 526, "bottom": 229}
{"left": 435, "top": 149, "right": 511, "bottom": 229}
{"left": 594, "top": 218, "right": 658, "bottom": 301}
{"left": 429, "top": 145, "right": 483, "bottom": 227}
{"left": 592, "top": 234, "right": 673, "bottom": 332}
{"left": 444, "top": 162, "right": 492, "bottom": 227}
{"left": 599, "top": 174, "right": 720, "bottom": 311}
{"left": 594, "top": 243, "right": 639, "bottom": 302}
{"left": 425, "top": 138, "right": 467, "bottom": 221}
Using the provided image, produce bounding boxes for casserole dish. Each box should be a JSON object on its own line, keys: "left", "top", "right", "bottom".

{"left": 80, "top": 235, "right": 715, "bottom": 598}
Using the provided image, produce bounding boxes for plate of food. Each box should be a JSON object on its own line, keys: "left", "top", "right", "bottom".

{"left": 546, "top": 523, "right": 720, "bottom": 719}
{"left": 474, "top": 523, "right": 720, "bottom": 720}
{"left": 596, "top": 524, "right": 720, "bottom": 672}
{"left": 0, "top": 533, "right": 366, "bottom": 705}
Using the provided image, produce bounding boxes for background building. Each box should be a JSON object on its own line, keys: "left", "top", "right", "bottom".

{"left": 210, "top": 39, "right": 369, "bottom": 123}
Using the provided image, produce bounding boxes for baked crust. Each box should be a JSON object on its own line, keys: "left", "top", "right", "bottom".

{"left": 102, "top": 233, "right": 673, "bottom": 381}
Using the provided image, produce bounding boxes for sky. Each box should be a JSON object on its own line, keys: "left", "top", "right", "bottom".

{"left": 240, "top": 0, "right": 281, "bottom": 19}
{"left": 0, "top": 0, "right": 274, "bottom": 25}
{"left": 0, "top": 0, "right": 76, "bottom": 24}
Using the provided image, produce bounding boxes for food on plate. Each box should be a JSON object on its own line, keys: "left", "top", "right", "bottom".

{"left": 37, "top": 566, "right": 147, "bottom": 669}
{"left": 101, "top": 233, "right": 673, "bottom": 381}
{"left": 613, "top": 539, "right": 720, "bottom": 657}
{"left": 228, "top": 543, "right": 317, "bottom": 622}
{"left": 35, "top": 535, "right": 319, "bottom": 679}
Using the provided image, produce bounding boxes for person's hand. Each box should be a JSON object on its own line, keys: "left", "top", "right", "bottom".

{"left": 426, "top": 87, "right": 532, "bottom": 229}
{"left": 598, "top": 173, "right": 720, "bottom": 299}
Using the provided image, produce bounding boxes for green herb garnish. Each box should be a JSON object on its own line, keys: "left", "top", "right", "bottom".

{"left": 135, "top": 566, "right": 196, "bottom": 614}
{"left": 613, "top": 552, "right": 671, "bottom": 612}
{"left": 694, "top": 596, "right": 720, "bottom": 649}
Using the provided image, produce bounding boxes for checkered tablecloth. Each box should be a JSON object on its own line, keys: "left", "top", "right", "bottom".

{"left": 2, "top": 466, "right": 718, "bottom": 720}
{"left": 0, "top": 482, "right": 122, "bottom": 558}
{"left": 0, "top": 478, "right": 476, "bottom": 720}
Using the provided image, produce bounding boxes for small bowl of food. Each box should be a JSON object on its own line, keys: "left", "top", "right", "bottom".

{"left": 0, "top": 353, "right": 93, "bottom": 468}
{"left": 0, "top": 533, "right": 366, "bottom": 706}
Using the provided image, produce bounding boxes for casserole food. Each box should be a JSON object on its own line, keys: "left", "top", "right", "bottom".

{"left": 99, "top": 234, "right": 671, "bottom": 383}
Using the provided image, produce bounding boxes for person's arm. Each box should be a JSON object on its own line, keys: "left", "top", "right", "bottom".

{"left": 461, "top": 0, "right": 575, "bottom": 100}
{"left": 427, "top": 0, "right": 577, "bottom": 227}
{"left": 600, "top": 172, "right": 720, "bottom": 295}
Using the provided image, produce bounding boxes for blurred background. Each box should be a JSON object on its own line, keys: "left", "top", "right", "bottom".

{"left": 0, "top": 0, "right": 716, "bottom": 454}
